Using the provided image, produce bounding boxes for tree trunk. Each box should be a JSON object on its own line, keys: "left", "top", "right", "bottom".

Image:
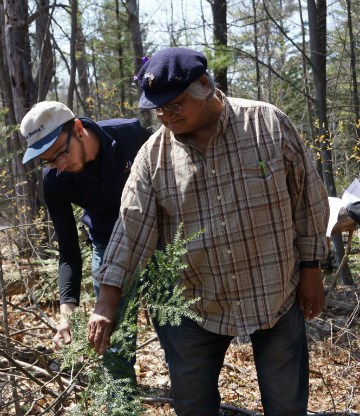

{"left": 307, "top": 0, "right": 354, "bottom": 285}
{"left": 252, "top": 0, "right": 261, "bottom": 100}
{"left": 76, "top": 21, "right": 92, "bottom": 117}
{"left": 67, "top": 0, "right": 77, "bottom": 110}
{"left": 90, "top": 38, "right": 102, "bottom": 119}
{"left": 0, "top": 0, "right": 18, "bottom": 224}
{"left": 209, "top": 0, "right": 228, "bottom": 94}
{"left": 2, "top": 0, "right": 43, "bottom": 253}
{"left": 298, "top": 0, "right": 322, "bottom": 178}
{"left": 115, "top": 0, "right": 126, "bottom": 116}
{"left": 35, "top": 0, "right": 54, "bottom": 102}
{"left": 3, "top": 0, "right": 36, "bottom": 117}
{"left": 124, "top": 0, "right": 151, "bottom": 128}
{"left": 345, "top": 0, "right": 360, "bottom": 151}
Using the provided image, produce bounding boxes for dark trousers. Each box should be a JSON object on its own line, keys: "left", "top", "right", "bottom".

{"left": 166, "top": 302, "right": 309, "bottom": 416}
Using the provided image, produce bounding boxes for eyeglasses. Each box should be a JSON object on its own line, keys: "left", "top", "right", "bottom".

{"left": 41, "top": 127, "right": 73, "bottom": 168}
{"left": 155, "top": 95, "right": 187, "bottom": 116}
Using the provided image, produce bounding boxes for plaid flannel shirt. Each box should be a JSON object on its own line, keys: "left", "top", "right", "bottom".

{"left": 96, "top": 93, "right": 329, "bottom": 336}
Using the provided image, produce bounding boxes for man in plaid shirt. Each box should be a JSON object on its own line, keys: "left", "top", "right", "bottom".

{"left": 88, "top": 47, "right": 329, "bottom": 416}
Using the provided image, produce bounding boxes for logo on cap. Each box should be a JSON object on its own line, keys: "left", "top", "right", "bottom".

{"left": 144, "top": 72, "right": 155, "bottom": 87}
{"left": 25, "top": 125, "right": 45, "bottom": 140}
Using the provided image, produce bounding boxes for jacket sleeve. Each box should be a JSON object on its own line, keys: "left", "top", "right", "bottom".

{"left": 43, "top": 175, "right": 83, "bottom": 304}
{"left": 94, "top": 144, "right": 159, "bottom": 288}
{"left": 134, "top": 119, "right": 152, "bottom": 146}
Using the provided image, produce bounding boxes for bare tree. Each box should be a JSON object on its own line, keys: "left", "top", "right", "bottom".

{"left": 123, "top": 0, "right": 151, "bottom": 127}
{"left": 76, "top": 21, "right": 92, "bottom": 117}
{"left": 1, "top": 0, "right": 50, "bottom": 252}
{"left": 208, "top": 0, "right": 228, "bottom": 94}
{"left": 307, "top": 0, "right": 354, "bottom": 285}
{"left": 36, "top": 0, "right": 55, "bottom": 102}
{"left": 252, "top": 0, "right": 261, "bottom": 100}
{"left": 68, "top": 0, "right": 78, "bottom": 110}
{"left": 298, "top": 0, "right": 321, "bottom": 177}
{"left": 115, "top": 0, "right": 126, "bottom": 115}
{"left": 345, "top": 0, "right": 360, "bottom": 152}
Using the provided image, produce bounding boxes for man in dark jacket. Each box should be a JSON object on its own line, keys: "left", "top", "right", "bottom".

{"left": 21, "top": 101, "right": 151, "bottom": 376}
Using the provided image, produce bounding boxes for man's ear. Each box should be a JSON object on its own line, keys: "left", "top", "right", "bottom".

{"left": 74, "top": 118, "right": 84, "bottom": 137}
{"left": 198, "top": 74, "right": 209, "bottom": 88}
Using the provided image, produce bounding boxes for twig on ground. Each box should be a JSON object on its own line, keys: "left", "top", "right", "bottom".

{"left": 5, "top": 300, "right": 57, "bottom": 331}
{"left": 137, "top": 334, "right": 159, "bottom": 350}
{"left": 325, "top": 231, "right": 353, "bottom": 309}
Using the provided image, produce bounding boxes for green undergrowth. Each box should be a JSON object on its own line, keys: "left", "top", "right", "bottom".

{"left": 58, "top": 223, "right": 204, "bottom": 415}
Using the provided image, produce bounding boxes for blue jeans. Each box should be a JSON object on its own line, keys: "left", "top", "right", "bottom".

{"left": 166, "top": 302, "right": 309, "bottom": 416}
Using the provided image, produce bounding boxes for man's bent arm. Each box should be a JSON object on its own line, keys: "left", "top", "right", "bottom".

{"left": 87, "top": 284, "right": 122, "bottom": 354}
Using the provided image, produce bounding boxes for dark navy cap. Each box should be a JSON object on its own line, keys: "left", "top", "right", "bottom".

{"left": 136, "top": 47, "right": 207, "bottom": 109}
{"left": 347, "top": 201, "right": 360, "bottom": 225}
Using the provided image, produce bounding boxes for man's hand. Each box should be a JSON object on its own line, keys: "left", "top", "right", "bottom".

{"left": 87, "top": 284, "right": 121, "bottom": 354}
{"left": 297, "top": 268, "right": 325, "bottom": 320}
{"left": 53, "top": 303, "right": 76, "bottom": 349}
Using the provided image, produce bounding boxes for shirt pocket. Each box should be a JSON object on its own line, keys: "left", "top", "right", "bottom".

{"left": 241, "top": 155, "right": 288, "bottom": 201}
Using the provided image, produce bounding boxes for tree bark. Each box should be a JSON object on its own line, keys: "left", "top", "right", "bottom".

{"left": 76, "top": 21, "right": 92, "bottom": 117}
{"left": 345, "top": 0, "right": 360, "bottom": 152}
{"left": 252, "top": 0, "right": 261, "bottom": 100}
{"left": 307, "top": 0, "right": 354, "bottom": 285}
{"left": 35, "top": 0, "right": 54, "bottom": 102}
{"left": 67, "top": 0, "right": 77, "bottom": 110}
{"left": 2, "top": 0, "right": 43, "bottom": 252}
{"left": 209, "top": 0, "right": 228, "bottom": 94}
{"left": 298, "top": 0, "right": 322, "bottom": 178}
{"left": 0, "top": 0, "right": 18, "bottom": 224}
{"left": 124, "top": 0, "right": 151, "bottom": 128}
{"left": 115, "top": 0, "right": 126, "bottom": 115}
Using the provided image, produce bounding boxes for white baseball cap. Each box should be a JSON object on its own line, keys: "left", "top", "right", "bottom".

{"left": 21, "top": 101, "right": 75, "bottom": 164}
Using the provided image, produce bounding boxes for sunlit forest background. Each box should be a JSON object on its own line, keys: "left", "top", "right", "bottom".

{"left": 0, "top": 1, "right": 359, "bottom": 415}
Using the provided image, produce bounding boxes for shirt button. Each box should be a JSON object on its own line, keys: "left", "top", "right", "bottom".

{"left": 231, "top": 275, "right": 236, "bottom": 279}
{"left": 217, "top": 195, "right": 221, "bottom": 200}
{"left": 212, "top": 169, "right": 216, "bottom": 174}
{"left": 227, "top": 250, "right": 232, "bottom": 254}
{"left": 221, "top": 222, "right": 226, "bottom": 226}
{"left": 236, "top": 301, "right": 240, "bottom": 306}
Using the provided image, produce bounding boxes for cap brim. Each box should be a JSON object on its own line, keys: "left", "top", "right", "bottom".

{"left": 138, "top": 85, "right": 188, "bottom": 109}
{"left": 22, "top": 125, "right": 63, "bottom": 164}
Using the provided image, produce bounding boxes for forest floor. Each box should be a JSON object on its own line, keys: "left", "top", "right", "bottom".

{"left": 0, "top": 231, "right": 359, "bottom": 415}
{"left": 137, "top": 284, "right": 359, "bottom": 415}
{"left": 1, "top": 282, "right": 358, "bottom": 415}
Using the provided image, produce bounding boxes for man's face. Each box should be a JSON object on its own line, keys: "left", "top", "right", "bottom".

{"left": 155, "top": 92, "right": 209, "bottom": 135}
{"left": 40, "top": 126, "right": 86, "bottom": 173}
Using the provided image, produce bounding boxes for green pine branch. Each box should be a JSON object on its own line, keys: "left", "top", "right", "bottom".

{"left": 57, "top": 223, "right": 204, "bottom": 415}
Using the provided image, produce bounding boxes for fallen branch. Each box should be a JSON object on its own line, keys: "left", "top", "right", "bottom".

{"left": 0, "top": 356, "right": 70, "bottom": 388}
{"left": 6, "top": 299, "right": 57, "bottom": 331}
{"left": 326, "top": 297, "right": 357, "bottom": 311}
{"left": 325, "top": 229, "right": 353, "bottom": 309}
{"left": 0, "top": 351, "right": 58, "bottom": 398}
{"left": 137, "top": 334, "right": 159, "bottom": 350}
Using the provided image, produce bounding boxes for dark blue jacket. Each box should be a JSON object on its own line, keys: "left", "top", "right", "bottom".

{"left": 43, "top": 117, "right": 150, "bottom": 304}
